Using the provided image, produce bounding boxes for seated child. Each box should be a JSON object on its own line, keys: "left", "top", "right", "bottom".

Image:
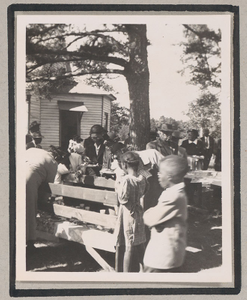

{"left": 115, "top": 151, "right": 148, "bottom": 272}
{"left": 143, "top": 155, "right": 189, "bottom": 272}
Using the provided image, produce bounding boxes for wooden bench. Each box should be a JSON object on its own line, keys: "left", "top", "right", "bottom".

{"left": 37, "top": 175, "right": 119, "bottom": 272}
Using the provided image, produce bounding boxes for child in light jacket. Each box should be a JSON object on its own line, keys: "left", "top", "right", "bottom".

{"left": 143, "top": 155, "right": 189, "bottom": 272}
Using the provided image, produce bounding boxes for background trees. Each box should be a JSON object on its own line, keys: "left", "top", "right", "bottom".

{"left": 179, "top": 24, "right": 221, "bottom": 138}
{"left": 110, "top": 102, "right": 130, "bottom": 141}
{"left": 150, "top": 116, "right": 189, "bottom": 139}
{"left": 26, "top": 24, "right": 150, "bottom": 150}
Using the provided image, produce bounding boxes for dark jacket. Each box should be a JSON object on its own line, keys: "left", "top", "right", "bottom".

{"left": 180, "top": 139, "right": 204, "bottom": 156}
{"left": 84, "top": 137, "right": 105, "bottom": 166}
{"left": 146, "top": 138, "right": 187, "bottom": 159}
{"left": 146, "top": 138, "right": 174, "bottom": 157}
{"left": 201, "top": 135, "right": 215, "bottom": 155}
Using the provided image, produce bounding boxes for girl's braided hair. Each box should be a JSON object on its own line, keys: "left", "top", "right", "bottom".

{"left": 120, "top": 151, "right": 140, "bottom": 171}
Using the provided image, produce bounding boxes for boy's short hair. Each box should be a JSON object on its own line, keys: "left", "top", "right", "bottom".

{"left": 120, "top": 151, "right": 140, "bottom": 171}
{"left": 159, "top": 155, "right": 189, "bottom": 184}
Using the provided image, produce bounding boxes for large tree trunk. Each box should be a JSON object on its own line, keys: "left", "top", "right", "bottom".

{"left": 125, "top": 25, "right": 150, "bottom": 150}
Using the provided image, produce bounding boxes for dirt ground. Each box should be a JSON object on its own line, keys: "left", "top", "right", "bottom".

{"left": 26, "top": 186, "right": 222, "bottom": 273}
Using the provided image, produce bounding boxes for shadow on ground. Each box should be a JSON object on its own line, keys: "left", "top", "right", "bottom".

{"left": 26, "top": 207, "right": 222, "bottom": 273}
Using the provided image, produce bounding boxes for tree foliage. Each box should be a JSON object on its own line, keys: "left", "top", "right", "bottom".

{"left": 26, "top": 23, "right": 150, "bottom": 149}
{"left": 110, "top": 102, "right": 130, "bottom": 134}
{"left": 179, "top": 24, "right": 221, "bottom": 138}
{"left": 151, "top": 116, "right": 190, "bottom": 139}
{"left": 179, "top": 24, "right": 221, "bottom": 90}
{"left": 186, "top": 93, "right": 221, "bottom": 138}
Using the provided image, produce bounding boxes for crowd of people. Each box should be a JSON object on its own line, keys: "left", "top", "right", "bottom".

{"left": 25, "top": 121, "right": 221, "bottom": 272}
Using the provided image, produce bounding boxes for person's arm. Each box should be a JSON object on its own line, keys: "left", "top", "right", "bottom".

{"left": 143, "top": 195, "right": 178, "bottom": 228}
{"left": 210, "top": 136, "right": 215, "bottom": 154}
{"left": 181, "top": 147, "right": 187, "bottom": 159}
{"left": 140, "top": 177, "right": 149, "bottom": 208}
{"left": 146, "top": 142, "right": 155, "bottom": 150}
{"left": 197, "top": 140, "right": 204, "bottom": 156}
{"left": 102, "top": 148, "right": 111, "bottom": 169}
{"left": 180, "top": 140, "right": 186, "bottom": 149}
{"left": 117, "top": 178, "right": 130, "bottom": 205}
{"left": 46, "top": 162, "right": 58, "bottom": 183}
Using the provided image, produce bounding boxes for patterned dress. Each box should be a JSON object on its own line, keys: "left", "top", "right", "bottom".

{"left": 115, "top": 174, "right": 147, "bottom": 248}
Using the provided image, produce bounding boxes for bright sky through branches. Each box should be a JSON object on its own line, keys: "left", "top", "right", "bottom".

{"left": 70, "top": 23, "right": 221, "bottom": 121}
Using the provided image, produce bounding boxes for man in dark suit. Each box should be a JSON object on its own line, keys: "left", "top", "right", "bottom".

{"left": 201, "top": 128, "right": 215, "bottom": 170}
{"left": 83, "top": 125, "right": 106, "bottom": 175}
{"left": 181, "top": 129, "right": 204, "bottom": 157}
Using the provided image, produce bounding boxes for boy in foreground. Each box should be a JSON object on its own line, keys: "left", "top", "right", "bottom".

{"left": 143, "top": 155, "right": 189, "bottom": 272}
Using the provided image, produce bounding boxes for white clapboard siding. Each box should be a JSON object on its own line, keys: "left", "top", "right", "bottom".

{"left": 30, "top": 93, "right": 41, "bottom": 124}
{"left": 32, "top": 93, "right": 114, "bottom": 150}
{"left": 40, "top": 96, "right": 60, "bottom": 150}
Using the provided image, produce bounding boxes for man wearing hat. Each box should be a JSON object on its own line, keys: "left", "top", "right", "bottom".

{"left": 26, "top": 121, "right": 44, "bottom": 150}
{"left": 146, "top": 124, "right": 175, "bottom": 157}
{"left": 29, "top": 121, "right": 41, "bottom": 133}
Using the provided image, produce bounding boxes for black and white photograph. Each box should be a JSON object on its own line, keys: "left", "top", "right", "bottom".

{"left": 12, "top": 6, "right": 238, "bottom": 292}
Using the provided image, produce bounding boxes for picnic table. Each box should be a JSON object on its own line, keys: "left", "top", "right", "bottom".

{"left": 36, "top": 175, "right": 118, "bottom": 272}
{"left": 184, "top": 170, "right": 221, "bottom": 187}
{"left": 184, "top": 170, "right": 221, "bottom": 207}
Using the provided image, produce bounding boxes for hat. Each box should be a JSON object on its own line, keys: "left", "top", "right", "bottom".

{"left": 158, "top": 123, "right": 173, "bottom": 133}
{"left": 172, "top": 130, "right": 181, "bottom": 139}
{"left": 90, "top": 124, "right": 104, "bottom": 134}
{"left": 30, "top": 131, "right": 43, "bottom": 138}
{"left": 29, "top": 121, "right": 41, "bottom": 133}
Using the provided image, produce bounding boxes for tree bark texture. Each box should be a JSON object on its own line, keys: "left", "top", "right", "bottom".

{"left": 125, "top": 25, "right": 150, "bottom": 150}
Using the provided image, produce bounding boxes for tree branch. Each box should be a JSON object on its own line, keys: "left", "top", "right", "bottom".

{"left": 27, "top": 48, "right": 128, "bottom": 68}
{"left": 183, "top": 24, "right": 202, "bottom": 39}
{"left": 26, "top": 58, "right": 92, "bottom": 74}
{"left": 31, "top": 31, "right": 127, "bottom": 53}
{"left": 26, "top": 68, "right": 124, "bottom": 82}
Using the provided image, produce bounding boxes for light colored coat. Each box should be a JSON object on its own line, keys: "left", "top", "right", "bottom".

{"left": 26, "top": 148, "right": 57, "bottom": 241}
{"left": 143, "top": 182, "right": 188, "bottom": 269}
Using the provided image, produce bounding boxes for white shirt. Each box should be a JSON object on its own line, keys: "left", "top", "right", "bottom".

{"left": 188, "top": 139, "right": 198, "bottom": 145}
{"left": 94, "top": 143, "right": 101, "bottom": 156}
{"left": 204, "top": 136, "right": 210, "bottom": 149}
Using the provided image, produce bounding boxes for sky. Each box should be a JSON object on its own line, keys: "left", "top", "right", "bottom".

{"left": 70, "top": 23, "right": 220, "bottom": 121}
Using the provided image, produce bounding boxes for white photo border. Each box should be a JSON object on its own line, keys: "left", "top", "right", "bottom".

{"left": 9, "top": 4, "right": 240, "bottom": 294}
